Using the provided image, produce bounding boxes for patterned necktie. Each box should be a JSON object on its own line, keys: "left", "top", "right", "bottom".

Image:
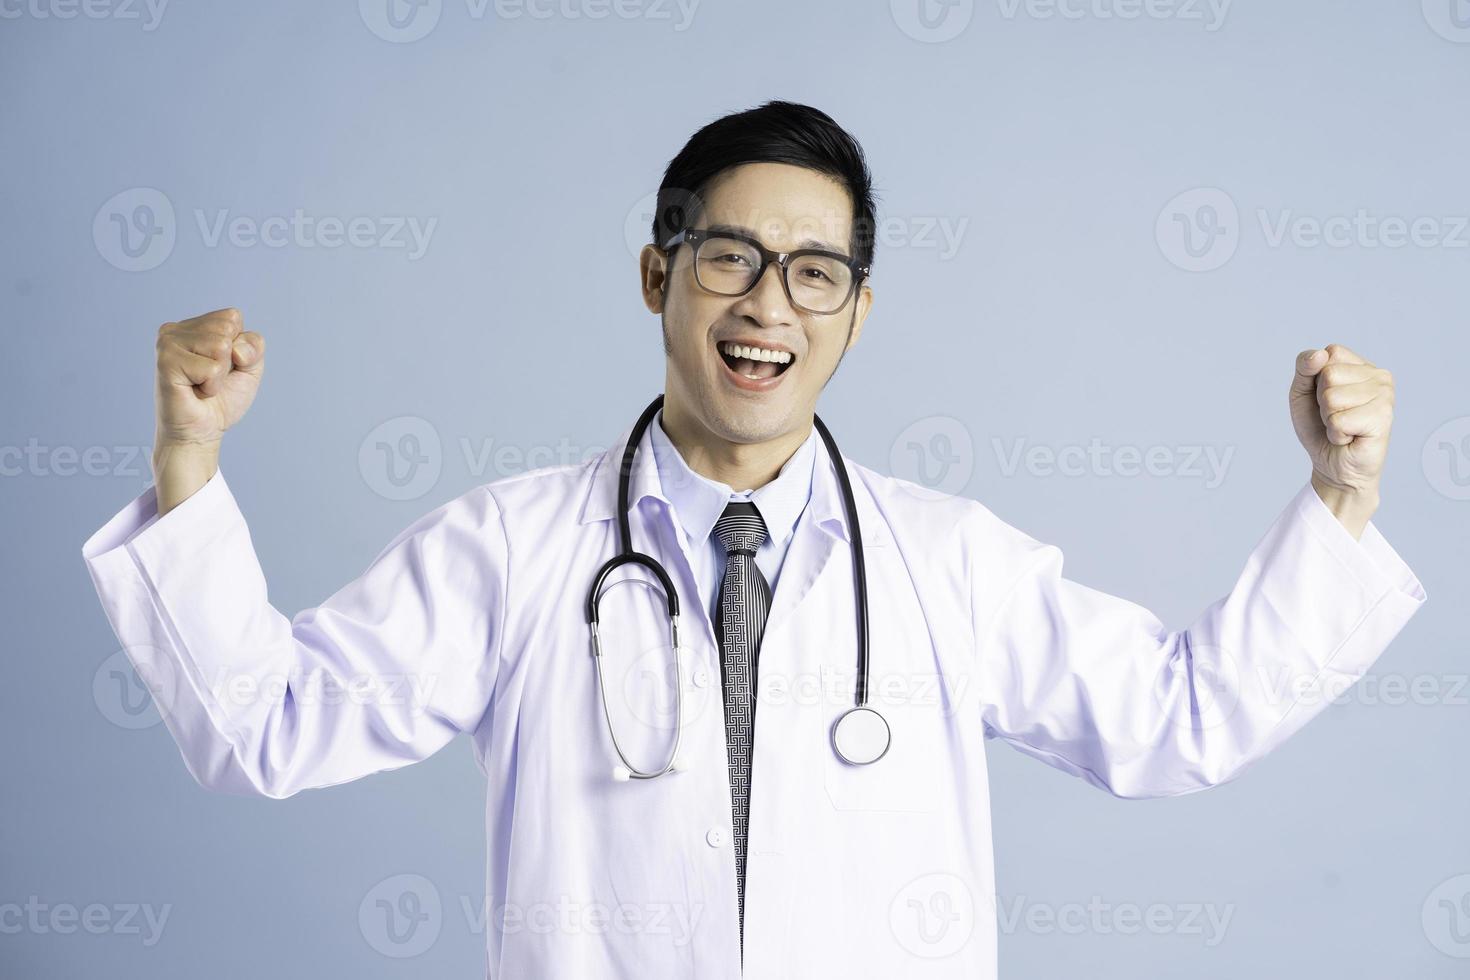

{"left": 712, "top": 499, "right": 771, "bottom": 958}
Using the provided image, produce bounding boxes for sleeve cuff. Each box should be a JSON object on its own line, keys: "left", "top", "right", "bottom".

{"left": 1290, "top": 479, "right": 1427, "bottom": 607}
{"left": 79, "top": 467, "right": 271, "bottom": 794}
{"left": 81, "top": 466, "right": 237, "bottom": 566}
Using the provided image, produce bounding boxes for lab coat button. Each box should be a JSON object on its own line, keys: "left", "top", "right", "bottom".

{"left": 693, "top": 668, "right": 711, "bottom": 688}
{"left": 705, "top": 828, "right": 725, "bottom": 847}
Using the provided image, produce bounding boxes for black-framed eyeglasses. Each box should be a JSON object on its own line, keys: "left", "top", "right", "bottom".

{"left": 663, "top": 227, "right": 869, "bottom": 316}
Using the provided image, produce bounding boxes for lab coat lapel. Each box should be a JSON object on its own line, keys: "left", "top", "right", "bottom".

{"left": 763, "top": 433, "right": 848, "bottom": 642}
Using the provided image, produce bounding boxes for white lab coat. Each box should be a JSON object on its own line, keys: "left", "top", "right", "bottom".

{"left": 81, "top": 417, "right": 1426, "bottom": 978}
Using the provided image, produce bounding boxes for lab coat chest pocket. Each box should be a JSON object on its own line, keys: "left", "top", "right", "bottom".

{"left": 812, "top": 552, "right": 950, "bottom": 815}
{"left": 817, "top": 665, "right": 949, "bottom": 813}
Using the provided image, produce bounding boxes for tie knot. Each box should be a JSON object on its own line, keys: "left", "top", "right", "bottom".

{"left": 714, "top": 500, "right": 768, "bottom": 556}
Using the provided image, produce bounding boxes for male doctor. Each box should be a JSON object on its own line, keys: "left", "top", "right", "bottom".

{"left": 83, "top": 101, "right": 1426, "bottom": 978}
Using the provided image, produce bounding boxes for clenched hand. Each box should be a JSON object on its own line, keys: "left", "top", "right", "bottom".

{"left": 1289, "top": 343, "right": 1394, "bottom": 539}
{"left": 153, "top": 307, "right": 265, "bottom": 514}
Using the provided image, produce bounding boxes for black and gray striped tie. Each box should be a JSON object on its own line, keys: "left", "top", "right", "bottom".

{"left": 712, "top": 500, "right": 771, "bottom": 956}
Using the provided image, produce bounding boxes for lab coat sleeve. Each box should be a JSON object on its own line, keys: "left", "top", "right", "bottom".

{"left": 80, "top": 467, "right": 508, "bottom": 799}
{"left": 969, "top": 480, "right": 1427, "bottom": 799}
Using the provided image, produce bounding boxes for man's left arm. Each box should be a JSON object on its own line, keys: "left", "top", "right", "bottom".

{"left": 969, "top": 343, "right": 1428, "bottom": 799}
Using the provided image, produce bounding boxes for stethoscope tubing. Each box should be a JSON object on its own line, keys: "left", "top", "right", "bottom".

{"left": 585, "top": 393, "right": 875, "bottom": 778}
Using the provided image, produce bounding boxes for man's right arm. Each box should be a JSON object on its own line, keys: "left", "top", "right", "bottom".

{"left": 82, "top": 469, "right": 509, "bottom": 798}
{"left": 79, "top": 309, "right": 510, "bottom": 798}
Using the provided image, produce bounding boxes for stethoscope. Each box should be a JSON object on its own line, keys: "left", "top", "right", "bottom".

{"left": 586, "top": 394, "right": 891, "bottom": 781}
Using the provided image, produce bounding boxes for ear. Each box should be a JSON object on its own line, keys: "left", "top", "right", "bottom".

{"left": 844, "top": 282, "right": 873, "bottom": 352}
{"left": 640, "top": 244, "right": 671, "bottom": 314}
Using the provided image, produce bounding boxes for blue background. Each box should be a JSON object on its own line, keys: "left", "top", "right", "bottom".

{"left": 2, "top": 0, "right": 1466, "bottom": 976}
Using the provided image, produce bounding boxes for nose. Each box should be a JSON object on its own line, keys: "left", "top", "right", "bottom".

{"left": 735, "top": 260, "right": 798, "bottom": 327}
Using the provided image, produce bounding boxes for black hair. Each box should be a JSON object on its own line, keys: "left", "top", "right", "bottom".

{"left": 651, "top": 100, "right": 878, "bottom": 274}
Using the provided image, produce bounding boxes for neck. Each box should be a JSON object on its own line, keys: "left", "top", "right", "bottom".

{"left": 660, "top": 397, "right": 810, "bottom": 492}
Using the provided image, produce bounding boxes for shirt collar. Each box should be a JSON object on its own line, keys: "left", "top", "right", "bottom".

{"left": 578, "top": 402, "right": 889, "bottom": 547}
{"left": 646, "top": 407, "right": 816, "bottom": 553}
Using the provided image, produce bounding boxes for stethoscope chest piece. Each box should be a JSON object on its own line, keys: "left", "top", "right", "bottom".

{"left": 593, "top": 394, "right": 892, "bottom": 780}
{"left": 831, "top": 706, "right": 891, "bottom": 766}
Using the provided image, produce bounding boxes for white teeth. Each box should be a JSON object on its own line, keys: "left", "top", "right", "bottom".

{"left": 720, "top": 341, "right": 793, "bottom": 364}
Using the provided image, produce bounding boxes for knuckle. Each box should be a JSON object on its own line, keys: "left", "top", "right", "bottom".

{"left": 202, "top": 311, "right": 240, "bottom": 336}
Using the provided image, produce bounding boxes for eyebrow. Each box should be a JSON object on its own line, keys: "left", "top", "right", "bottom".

{"left": 706, "top": 223, "right": 850, "bottom": 255}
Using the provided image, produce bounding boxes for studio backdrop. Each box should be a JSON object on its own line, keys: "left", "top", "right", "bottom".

{"left": 1, "top": 2, "right": 1466, "bottom": 977}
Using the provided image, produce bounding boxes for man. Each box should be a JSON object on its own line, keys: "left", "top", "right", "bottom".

{"left": 82, "top": 101, "right": 1426, "bottom": 978}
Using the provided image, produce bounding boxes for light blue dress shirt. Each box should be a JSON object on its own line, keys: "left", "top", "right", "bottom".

{"left": 646, "top": 407, "right": 819, "bottom": 625}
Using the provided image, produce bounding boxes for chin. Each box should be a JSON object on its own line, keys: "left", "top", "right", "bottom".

{"left": 703, "top": 393, "right": 801, "bottom": 444}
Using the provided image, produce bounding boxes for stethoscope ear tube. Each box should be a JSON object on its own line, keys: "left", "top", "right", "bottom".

{"left": 615, "top": 395, "right": 668, "bottom": 558}
{"left": 811, "top": 413, "right": 870, "bottom": 709}
{"left": 586, "top": 552, "right": 681, "bottom": 626}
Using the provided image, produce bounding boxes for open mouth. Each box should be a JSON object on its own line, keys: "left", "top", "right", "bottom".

{"left": 717, "top": 340, "right": 796, "bottom": 382}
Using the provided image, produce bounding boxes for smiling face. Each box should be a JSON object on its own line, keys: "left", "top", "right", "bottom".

{"left": 640, "top": 162, "right": 873, "bottom": 451}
